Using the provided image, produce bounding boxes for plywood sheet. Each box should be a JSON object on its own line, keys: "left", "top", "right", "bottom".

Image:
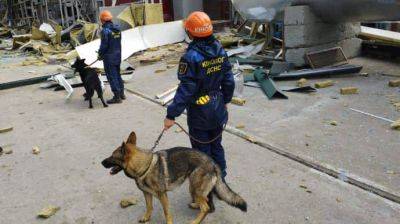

{"left": 76, "top": 21, "right": 185, "bottom": 68}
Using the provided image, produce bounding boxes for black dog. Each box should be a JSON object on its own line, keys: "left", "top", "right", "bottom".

{"left": 71, "top": 58, "right": 108, "bottom": 109}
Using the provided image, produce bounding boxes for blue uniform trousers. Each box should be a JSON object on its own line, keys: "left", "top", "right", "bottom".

{"left": 104, "top": 62, "right": 124, "bottom": 94}
{"left": 189, "top": 126, "right": 227, "bottom": 178}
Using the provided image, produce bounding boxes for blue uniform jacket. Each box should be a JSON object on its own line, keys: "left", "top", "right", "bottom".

{"left": 167, "top": 35, "right": 235, "bottom": 130}
{"left": 99, "top": 22, "right": 122, "bottom": 65}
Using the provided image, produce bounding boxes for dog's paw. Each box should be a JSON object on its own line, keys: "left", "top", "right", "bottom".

{"left": 138, "top": 216, "right": 150, "bottom": 223}
{"left": 104, "top": 104, "right": 109, "bottom": 108}
{"left": 188, "top": 203, "right": 200, "bottom": 210}
{"left": 89, "top": 106, "right": 94, "bottom": 109}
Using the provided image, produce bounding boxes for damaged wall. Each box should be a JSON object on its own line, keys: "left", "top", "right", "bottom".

{"left": 284, "top": 6, "right": 362, "bottom": 66}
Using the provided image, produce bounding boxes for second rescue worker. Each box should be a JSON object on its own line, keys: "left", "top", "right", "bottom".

{"left": 164, "top": 12, "right": 235, "bottom": 179}
{"left": 98, "top": 10, "right": 125, "bottom": 104}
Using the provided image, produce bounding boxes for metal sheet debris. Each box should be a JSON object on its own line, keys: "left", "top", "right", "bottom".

{"left": 254, "top": 69, "right": 288, "bottom": 99}
{"left": 51, "top": 74, "right": 74, "bottom": 99}
{"left": 76, "top": 21, "right": 186, "bottom": 69}
{"left": 273, "top": 65, "right": 363, "bottom": 80}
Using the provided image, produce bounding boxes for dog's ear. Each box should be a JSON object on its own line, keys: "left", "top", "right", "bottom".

{"left": 127, "top": 132, "right": 137, "bottom": 145}
{"left": 121, "top": 141, "right": 126, "bottom": 155}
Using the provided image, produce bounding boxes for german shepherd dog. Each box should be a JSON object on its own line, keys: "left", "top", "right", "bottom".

{"left": 71, "top": 58, "right": 108, "bottom": 109}
{"left": 102, "top": 131, "right": 247, "bottom": 224}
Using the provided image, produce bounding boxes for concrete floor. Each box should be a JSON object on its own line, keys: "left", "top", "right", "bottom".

{"left": 1, "top": 51, "right": 400, "bottom": 223}
{"left": 1, "top": 84, "right": 400, "bottom": 224}
{"left": 125, "top": 56, "right": 400, "bottom": 198}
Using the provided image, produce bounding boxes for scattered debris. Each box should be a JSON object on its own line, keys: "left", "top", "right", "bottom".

{"left": 273, "top": 65, "right": 363, "bottom": 80}
{"left": 32, "top": 146, "right": 41, "bottom": 155}
{"left": 0, "top": 146, "right": 3, "bottom": 155}
{"left": 315, "top": 80, "right": 334, "bottom": 89}
{"left": 231, "top": 97, "right": 246, "bottom": 106}
{"left": 330, "top": 121, "right": 338, "bottom": 126}
{"left": 155, "top": 69, "right": 167, "bottom": 73}
{"left": 254, "top": 69, "right": 288, "bottom": 99}
{"left": 336, "top": 198, "right": 342, "bottom": 203}
{"left": 76, "top": 21, "right": 186, "bottom": 69}
{"left": 0, "top": 126, "right": 13, "bottom": 134}
{"left": 388, "top": 79, "right": 400, "bottom": 87}
{"left": 156, "top": 86, "right": 178, "bottom": 100}
{"left": 391, "top": 119, "right": 400, "bottom": 130}
{"left": 393, "top": 103, "right": 400, "bottom": 111}
{"left": 120, "top": 197, "right": 138, "bottom": 208}
{"left": 360, "top": 26, "right": 400, "bottom": 47}
{"left": 175, "top": 128, "right": 183, "bottom": 133}
{"left": 359, "top": 72, "right": 369, "bottom": 77}
{"left": 299, "top": 185, "right": 308, "bottom": 189}
{"left": 37, "top": 206, "right": 60, "bottom": 219}
{"left": 235, "top": 124, "right": 245, "bottom": 129}
{"left": 4, "top": 148, "right": 13, "bottom": 154}
{"left": 350, "top": 108, "right": 394, "bottom": 123}
{"left": 386, "top": 170, "right": 397, "bottom": 175}
{"left": 0, "top": 75, "right": 53, "bottom": 91}
{"left": 306, "top": 47, "right": 348, "bottom": 69}
{"left": 340, "top": 87, "right": 359, "bottom": 95}
{"left": 140, "top": 55, "right": 163, "bottom": 63}
{"left": 297, "top": 78, "right": 308, "bottom": 87}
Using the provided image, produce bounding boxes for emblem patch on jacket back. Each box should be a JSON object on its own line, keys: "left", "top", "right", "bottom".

{"left": 178, "top": 62, "right": 188, "bottom": 75}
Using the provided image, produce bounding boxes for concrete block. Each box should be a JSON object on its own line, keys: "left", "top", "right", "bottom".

{"left": 340, "top": 87, "right": 359, "bottom": 95}
{"left": 285, "top": 23, "right": 361, "bottom": 48}
{"left": 388, "top": 79, "right": 400, "bottom": 87}
{"left": 315, "top": 80, "right": 334, "bottom": 89}
{"left": 284, "top": 6, "right": 322, "bottom": 26}
{"left": 285, "top": 38, "right": 362, "bottom": 67}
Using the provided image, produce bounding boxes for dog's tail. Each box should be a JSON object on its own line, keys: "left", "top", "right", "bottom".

{"left": 214, "top": 168, "right": 247, "bottom": 212}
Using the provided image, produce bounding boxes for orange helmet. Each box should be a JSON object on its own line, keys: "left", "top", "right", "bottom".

{"left": 100, "top": 10, "right": 113, "bottom": 22}
{"left": 184, "top": 11, "right": 213, "bottom": 38}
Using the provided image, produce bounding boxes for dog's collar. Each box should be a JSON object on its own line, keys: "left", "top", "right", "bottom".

{"left": 138, "top": 154, "right": 158, "bottom": 180}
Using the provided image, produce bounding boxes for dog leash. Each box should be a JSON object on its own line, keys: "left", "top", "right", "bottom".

{"left": 151, "top": 122, "right": 225, "bottom": 152}
{"left": 61, "top": 59, "right": 99, "bottom": 71}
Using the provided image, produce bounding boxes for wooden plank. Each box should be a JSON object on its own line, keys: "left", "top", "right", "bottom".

{"left": 360, "top": 26, "right": 400, "bottom": 44}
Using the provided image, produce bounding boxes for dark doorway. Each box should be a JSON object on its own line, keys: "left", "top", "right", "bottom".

{"left": 203, "top": 0, "right": 232, "bottom": 20}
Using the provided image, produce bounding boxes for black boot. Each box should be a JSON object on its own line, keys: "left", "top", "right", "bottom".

{"left": 120, "top": 90, "right": 126, "bottom": 100}
{"left": 107, "top": 93, "right": 122, "bottom": 104}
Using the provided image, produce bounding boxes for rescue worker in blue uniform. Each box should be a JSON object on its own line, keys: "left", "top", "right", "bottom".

{"left": 164, "top": 12, "right": 235, "bottom": 178}
{"left": 98, "top": 10, "right": 125, "bottom": 104}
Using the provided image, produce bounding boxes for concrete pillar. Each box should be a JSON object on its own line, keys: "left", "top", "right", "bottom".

{"left": 284, "top": 6, "right": 362, "bottom": 67}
